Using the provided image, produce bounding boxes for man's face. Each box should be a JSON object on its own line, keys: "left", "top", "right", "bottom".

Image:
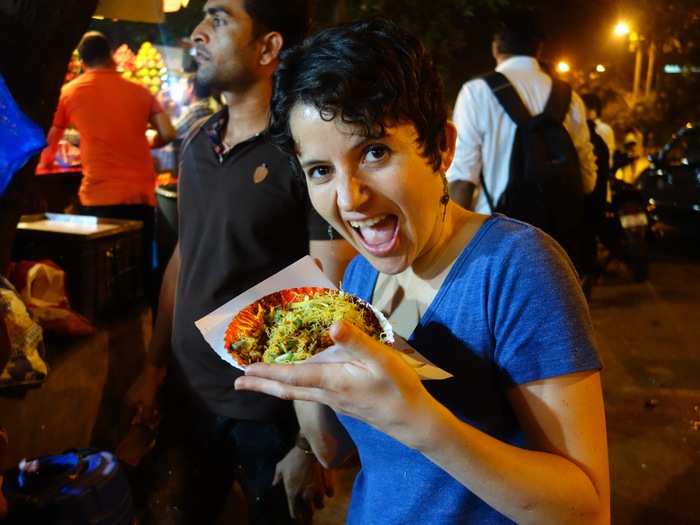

{"left": 191, "top": 0, "right": 259, "bottom": 92}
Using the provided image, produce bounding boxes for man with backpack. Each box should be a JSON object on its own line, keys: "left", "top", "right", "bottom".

{"left": 447, "top": 9, "right": 596, "bottom": 267}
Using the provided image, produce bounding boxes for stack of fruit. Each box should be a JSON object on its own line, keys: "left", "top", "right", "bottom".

{"left": 133, "top": 42, "right": 167, "bottom": 94}
{"left": 113, "top": 44, "right": 136, "bottom": 80}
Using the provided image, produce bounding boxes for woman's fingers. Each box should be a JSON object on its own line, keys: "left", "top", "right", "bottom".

{"left": 330, "top": 320, "right": 391, "bottom": 364}
{"left": 244, "top": 361, "right": 335, "bottom": 386}
{"left": 234, "top": 374, "right": 329, "bottom": 404}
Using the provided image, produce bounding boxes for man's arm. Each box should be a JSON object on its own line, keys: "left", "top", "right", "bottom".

{"left": 309, "top": 239, "right": 357, "bottom": 287}
{"left": 126, "top": 243, "right": 180, "bottom": 421}
{"left": 568, "top": 93, "right": 597, "bottom": 194}
{"left": 446, "top": 82, "right": 483, "bottom": 210}
{"left": 148, "top": 112, "right": 177, "bottom": 149}
{"left": 295, "top": 400, "right": 355, "bottom": 469}
{"left": 38, "top": 125, "right": 64, "bottom": 167}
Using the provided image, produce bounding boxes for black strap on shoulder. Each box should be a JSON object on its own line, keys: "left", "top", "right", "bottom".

{"left": 543, "top": 77, "right": 572, "bottom": 123}
{"left": 482, "top": 71, "right": 531, "bottom": 126}
{"left": 479, "top": 71, "right": 532, "bottom": 212}
{"left": 479, "top": 171, "right": 497, "bottom": 213}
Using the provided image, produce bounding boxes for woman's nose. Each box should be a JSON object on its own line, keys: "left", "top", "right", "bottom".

{"left": 336, "top": 175, "right": 368, "bottom": 211}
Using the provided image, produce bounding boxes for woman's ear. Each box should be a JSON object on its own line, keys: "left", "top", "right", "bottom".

{"left": 259, "top": 31, "right": 284, "bottom": 67}
{"left": 441, "top": 121, "right": 457, "bottom": 173}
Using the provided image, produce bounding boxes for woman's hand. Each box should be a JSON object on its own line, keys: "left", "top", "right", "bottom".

{"left": 235, "top": 320, "right": 438, "bottom": 448}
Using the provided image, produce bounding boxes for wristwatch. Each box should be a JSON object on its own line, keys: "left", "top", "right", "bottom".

{"left": 295, "top": 433, "right": 315, "bottom": 455}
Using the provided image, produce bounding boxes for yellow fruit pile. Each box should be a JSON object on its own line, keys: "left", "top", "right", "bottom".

{"left": 132, "top": 42, "right": 167, "bottom": 94}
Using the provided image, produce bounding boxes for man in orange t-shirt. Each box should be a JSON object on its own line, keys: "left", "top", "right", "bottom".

{"left": 40, "top": 31, "right": 176, "bottom": 305}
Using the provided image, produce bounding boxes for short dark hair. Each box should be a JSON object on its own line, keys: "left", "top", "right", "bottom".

{"left": 78, "top": 31, "right": 113, "bottom": 67}
{"left": 493, "top": 9, "right": 545, "bottom": 57}
{"left": 245, "top": 0, "right": 311, "bottom": 49}
{"left": 581, "top": 93, "right": 602, "bottom": 116}
{"left": 270, "top": 18, "right": 448, "bottom": 171}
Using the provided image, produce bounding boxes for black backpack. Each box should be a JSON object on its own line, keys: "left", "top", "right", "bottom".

{"left": 480, "top": 72, "right": 584, "bottom": 248}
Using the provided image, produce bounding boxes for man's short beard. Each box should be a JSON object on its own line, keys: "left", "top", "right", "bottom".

{"left": 197, "top": 67, "right": 256, "bottom": 94}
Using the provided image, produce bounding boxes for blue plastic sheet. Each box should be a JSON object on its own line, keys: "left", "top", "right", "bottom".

{"left": 0, "top": 73, "right": 47, "bottom": 195}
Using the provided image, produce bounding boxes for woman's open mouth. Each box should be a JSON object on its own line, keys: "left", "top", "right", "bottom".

{"left": 348, "top": 214, "right": 399, "bottom": 256}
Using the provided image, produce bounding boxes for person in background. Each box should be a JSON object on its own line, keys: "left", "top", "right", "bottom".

{"left": 236, "top": 18, "right": 610, "bottom": 525}
{"left": 447, "top": 9, "right": 596, "bottom": 271}
{"left": 581, "top": 93, "right": 612, "bottom": 300}
{"left": 583, "top": 93, "right": 615, "bottom": 167}
{"left": 173, "top": 74, "right": 214, "bottom": 139}
{"left": 125, "top": 1, "right": 354, "bottom": 523}
{"left": 39, "top": 31, "right": 177, "bottom": 307}
{"left": 446, "top": 10, "right": 596, "bottom": 213}
{"left": 615, "top": 128, "right": 649, "bottom": 185}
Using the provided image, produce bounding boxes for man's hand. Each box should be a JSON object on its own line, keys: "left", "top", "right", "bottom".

{"left": 273, "top": 445, "right": 334, "bottom": 524}
{"left": 125, "top": 364, "right": 166, "bottom": 425}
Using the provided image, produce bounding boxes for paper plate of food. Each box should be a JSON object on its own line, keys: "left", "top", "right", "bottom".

{"left": 195, "top": 256, "right": 450, "bottom": 380}
{"left": 224, "top": 286, "right": 394, "bottom": 367}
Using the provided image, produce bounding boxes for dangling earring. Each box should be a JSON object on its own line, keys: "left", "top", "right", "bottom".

{"left": 440, "top": 172, "right": 450, "bottom": 221}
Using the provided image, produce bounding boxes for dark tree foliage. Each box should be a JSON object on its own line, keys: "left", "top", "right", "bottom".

{"left": 323, "top": 0, "right": 509, "bottom": 101}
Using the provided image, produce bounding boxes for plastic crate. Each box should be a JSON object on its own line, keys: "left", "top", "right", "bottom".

{"left": 13, "top": 213, "right": 143, "bottom": 322}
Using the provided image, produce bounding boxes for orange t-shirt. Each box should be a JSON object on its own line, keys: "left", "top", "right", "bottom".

{"left": 53, "top": 69, "right": 163, "bottom": 207}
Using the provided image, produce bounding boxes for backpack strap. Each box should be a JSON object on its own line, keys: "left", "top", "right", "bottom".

{"left": 480, "top": 72, "right": 532, "bottom": 212}
{"left": 479, "top": 171, "right": 497, "bottom": 213}
{"left": 543, "top": 77, "right": 572, "bottom": 123}
{"left": 482, "top": 71, "right": 531, "bottom": 126}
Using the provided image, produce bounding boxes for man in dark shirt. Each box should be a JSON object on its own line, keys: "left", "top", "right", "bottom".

{"left": 126, "top": 1, "right": 355, "bottom": 523}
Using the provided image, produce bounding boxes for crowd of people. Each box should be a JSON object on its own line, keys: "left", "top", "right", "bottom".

{"left": 24, "top": 0, "right": 623, "bottom": 523}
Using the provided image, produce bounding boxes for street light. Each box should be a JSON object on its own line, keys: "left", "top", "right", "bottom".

{"left": 614, "top": 21, "right": 631, "bottom": 37}
{"left": 556, "top": 61, "right": 571, "bottom": 74}
{"left": 596, "top": 64, "right": 606, "bottom": 73}
{"left": 613, "top": 20, "right": 644, "bottom": 104}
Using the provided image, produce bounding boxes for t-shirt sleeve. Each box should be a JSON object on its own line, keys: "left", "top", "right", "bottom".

{"left": 489, "top": 227, "right": 601, "bottom": 385}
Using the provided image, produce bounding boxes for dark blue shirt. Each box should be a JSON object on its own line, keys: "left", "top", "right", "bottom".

{"left": 339, "top": 215, "right": 601, "bottom": 524}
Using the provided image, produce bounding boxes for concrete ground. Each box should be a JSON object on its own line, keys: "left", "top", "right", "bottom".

{"left": 1, "top": 235, "right": 699, "bottom": 524}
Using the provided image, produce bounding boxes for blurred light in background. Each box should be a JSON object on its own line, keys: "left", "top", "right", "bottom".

{"left": 169, "top": 75, "right": 188, "bottom": 104}
{"left": 163, "top": 0, "right": 190, "bottom": 13}
{"left": 556, "top": 61, "right": 571, "bottom": 74}
{"left": 614, "top": 21, "right": 631, "bottom": 37}
{"left": 596, "top": 64, "right": 606, "bottom": 73}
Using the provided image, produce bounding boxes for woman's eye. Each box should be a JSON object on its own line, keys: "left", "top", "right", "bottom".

{"left": 212, "top": 16, "right": 224, "bottom": 27}
{"left": 365, "top": 144, "right": 389, "bottom": 163}
{"left": 307, "top": 166, "right": 332, "bottom": 181}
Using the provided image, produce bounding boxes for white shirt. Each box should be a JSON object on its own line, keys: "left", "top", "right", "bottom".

{"left": 594, "top": 118, "right": 616, "bottom": 166}
{"left": 447, "top": 56, "right": 597, "bottom": 213}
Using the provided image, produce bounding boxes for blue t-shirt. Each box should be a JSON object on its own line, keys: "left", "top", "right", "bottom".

{"left": 339, "top": 215, "right": 601, "bottom": 524}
